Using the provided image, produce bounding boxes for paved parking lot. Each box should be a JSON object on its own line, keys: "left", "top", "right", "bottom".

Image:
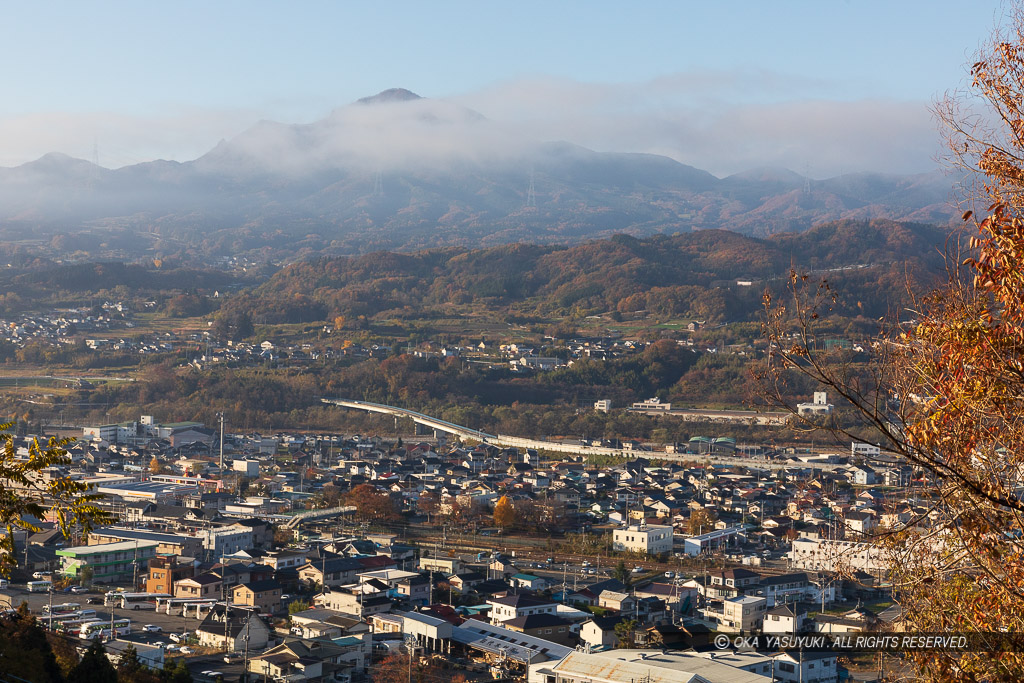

{"left": 5, "top": 588, "right": 204, "bottom": 634}
{"left": 1, "top": 586, "right": 246, "bottom": 678}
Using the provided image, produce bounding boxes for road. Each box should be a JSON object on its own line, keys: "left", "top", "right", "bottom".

{"left": 323, "top": 397, "right": 847, "bottom": 470}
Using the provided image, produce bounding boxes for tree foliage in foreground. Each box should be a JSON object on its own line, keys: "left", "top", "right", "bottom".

{"left": 0, "top": 423, "right": 112, "bottom": 576}
{"left": 763, "top": 7, "right": 1024, "bottom": 680}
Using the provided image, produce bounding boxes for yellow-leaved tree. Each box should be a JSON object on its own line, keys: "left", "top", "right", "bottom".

{"left": 493, "top": 495, "right": 516, "bottom": 530}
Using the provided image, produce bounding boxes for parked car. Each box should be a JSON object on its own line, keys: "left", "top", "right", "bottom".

{"left": 664, "top": 571, "right": 675, "bottom": 579}
{"left": 169, "top": 632, "right": 189, "bottom": 643}
{"left": 69, "top": 586, "right": 87, "bottom": 594}
{"left": 223, "top": 652, "right": 243, "bottom": 663}
{"left": 87, "top": 597, "right": 103, "bottom": 605}
{"left": 142, "top": 625, "right": 162, "bottom": 633}
{"left": 178, "top": 646, "right": 193, "bottom": 655}
{"left": 31, "top": 572, "right": 49, "bottom": 580}
{"left": 632, "top": 566, "right": 644, "bottom": 573}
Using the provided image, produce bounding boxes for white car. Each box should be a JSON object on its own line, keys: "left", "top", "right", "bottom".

{"left": 632, "top": 566, "right": 644, "bottom": 573}
{"left": 165, "top": 644, "right": 180, "bottom": 653}
{"left": 169, "top": 632, "right": 187, "bottom": 643}
{"left": 31, "top": 572, "right": 49, "bottom": 580}
{"left": 178, "top": 646, "right": 193, "bottom": 655}
{"left": 142, "top": 624, "right": 162, "bottom": 633}
{"left": 69, "top": 586, "right": 87, "bottom": 594}
{"left": 664, "top": 571, "right": 675, "bottom": 579}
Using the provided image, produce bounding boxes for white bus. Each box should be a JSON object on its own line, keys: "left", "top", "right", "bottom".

{"left": 27, "top": 580, "right": 51, "bottom": 593}
{"left": 79, "top": 618, "right": 130, "bottom": 640}
{"left": 41, "top": 612, "right": 83, "bottom": 630}
{"left": 42, "top": 602, "right": 81, "bottom": 615}
{"left": 106, "top": 592, "right": 170, "bottom": 610}
{"left": 158, "top": 597, "right": 216, "bottom": 616}
{"left": 58, "top": 618, "right": 102, "bottom": 637}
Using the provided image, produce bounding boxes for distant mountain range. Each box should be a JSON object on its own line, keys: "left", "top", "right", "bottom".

{"left": 0, "top": 89, "right": 961, "bottom": 259}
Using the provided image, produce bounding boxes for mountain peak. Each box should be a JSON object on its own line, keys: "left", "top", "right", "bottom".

{"left": 356, "top": 88, "right": 422, "bottom": 105}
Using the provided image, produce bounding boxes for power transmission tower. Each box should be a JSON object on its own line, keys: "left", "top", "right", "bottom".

{"left": 526, "top": 169, "right": 536, "bottom": 207}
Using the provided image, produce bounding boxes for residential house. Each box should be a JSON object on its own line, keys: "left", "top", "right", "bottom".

{"left": 248, "top": 637, "right": 368, "bottom": 682}
{"left": 175, "top": 573, "right": 222, "bottom": 599}
{"left": 763, "top": 603, "right": 809, "bottom": 634}
{"left": 511, "top": 573, "right": 547, "bottom": 591}
{"left": 504, "top": 613, "right": 576, "bottom": 647}
{"left": 579, "top": 615, "right": 625, "bottom": 649}
{"left": 597, "top": 590, "right": 637, "bottom": 615}
{"left": 488, "top": 594, "right": 557, "bottom": 626}
{"left": 232, "top": 579, "right": 283, "bottom": 614}
{"left": 195, "top": 606, "right": 272, "bottom": 652}
{"left": 297, "top": 556, "right": 365, "bottom": 588}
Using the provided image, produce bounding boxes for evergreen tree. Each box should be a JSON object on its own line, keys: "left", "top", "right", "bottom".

{"left": 612, "top": 560, "right": 632, "bottom": 587}
{"left": 159, "top": 659, "right": 193, "bottom": 683}
{"left": 0, "top": 608, "right": 64, "bottom": 683}
{"left": 115, "top": 643, "right": 142, "bottom": 679}
{"left": 68, "top": 639, "right": 117, "bottom": 683}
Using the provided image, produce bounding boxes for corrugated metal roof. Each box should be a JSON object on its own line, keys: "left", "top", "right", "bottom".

{"left": 552, "top": 650, "right": 772, "bottom": 683}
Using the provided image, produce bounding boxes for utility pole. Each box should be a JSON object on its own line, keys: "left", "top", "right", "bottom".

{"left": 242, "top": 613, "right": 252, "bottom": 683}
{"left": 132, "top": 540, "right": 139, "bottom": 591}
{"left": 222, "top": 553, "right": 229, "bottom": 653}
{"left": 219, "top": 413, "right": 225, "bottom": 475}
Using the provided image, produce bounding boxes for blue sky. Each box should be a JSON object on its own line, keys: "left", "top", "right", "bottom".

{"left": 0, "top": 1, "right": 1007, "bottom": 175}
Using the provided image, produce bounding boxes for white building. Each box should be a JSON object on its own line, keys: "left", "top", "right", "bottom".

{"left": 763, "top": 604, "right": 808, "bottom": 634}
{"left": 593, "top": 399, "right": 612, "bottom": 413}
{"left": 203, "top": 525, "right": 254, "bottom": 557}
{"left": 629, "top": 398, "right": 672, "bottom": 412}
{"left": 851, "top": 442, "right": 880, "bottom": 458}
{"left": 788, "top": 537, "right": 886, "bottom": 573}
{"left": 682, "top": 526, "right": 741, "bottom": 556}
{"left": 717, "top": 595, "right": 767, "bottom": 633}
{"left": 488, "top": 594, "right": 558, "bottom": 626}
{"left": 612, "top": 523, "right": 674, "bottom": 556}
{"left": 82, "top": 422, "right": 137, "bottom": 444}
{"left": 232, "top": 459, "right": 260, "bottom": 477}
{"left": 771, "top": 651, "right": 838, "bottom": 683}
{"left": 796, "top": 392, "right": 833, "bottom": 416}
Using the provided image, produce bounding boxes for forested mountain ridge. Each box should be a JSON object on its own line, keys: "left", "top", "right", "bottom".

{"left": 0, "top": 91, "right": 958, "bottom": 261}
{"left": 218, "top": 219, "right": 950, "bottom": 328}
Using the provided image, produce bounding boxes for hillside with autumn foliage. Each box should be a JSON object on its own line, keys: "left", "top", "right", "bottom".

{"left": 217, "top": 219, "right": 949, "bottom": 330}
